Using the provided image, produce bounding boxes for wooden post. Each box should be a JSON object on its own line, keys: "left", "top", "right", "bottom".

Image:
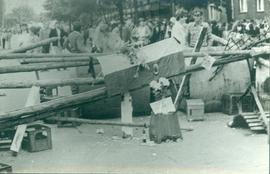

{"left": 10, "top": 86, "right": 40, "bottom": 155}
{"left": 251, "top": 87, "right": 269, "bottom": 134}
{"left": 121, "top": 92, "right": 133, "bottom": 138}
{"left": 0, "top": 53, "right": 110, "bottom": 59}
{"left": 0, "top": 78, "right": 104, "bottom": 89}
{"left": 174, "top": 27, "right": 208, "bottom": 108}
{"left": 0, "top": 62, "right": 89, "bottom": 74}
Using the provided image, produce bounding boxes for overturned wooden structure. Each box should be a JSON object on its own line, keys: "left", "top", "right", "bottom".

{"left": 0, "top": 37, "right": 269, "bottom": 138}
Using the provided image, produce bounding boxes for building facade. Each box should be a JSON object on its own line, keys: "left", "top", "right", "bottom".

{"left": 0, "top": 0, "right": 5, "bottom": 27}
{"left": 231, "top": 0, "right": 270, "bottom": 20}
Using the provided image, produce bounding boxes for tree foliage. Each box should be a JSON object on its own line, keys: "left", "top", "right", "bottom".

{"left": 8, "top": 5, "right": 35, "bottom": 24}
{"left": 44, "top": 0, "right": 98, "bottom": 25}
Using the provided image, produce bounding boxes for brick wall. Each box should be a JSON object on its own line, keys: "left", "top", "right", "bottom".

{"left": 232, "top": 0, "right": 270, "bottom": 20}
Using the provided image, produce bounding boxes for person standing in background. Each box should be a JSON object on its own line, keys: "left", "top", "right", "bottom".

{"left": 0, "top": 28, "right": 2, "bottom": 48}
{"left": 186, "top": 8, "right": 212, "bottom": 47}
{"left": 2, "top": 29, "right": 7, "bottom": 49}
{"left": 64, "top": 21, "right": 88, "bottom": 54}
{"left": 28, "top": 26, "right": 41, "bottom": 53}
{"left": 39, "top": 21, "right": 51, "bottom": 53}
{"left": 121, "top": 15, "right": 134, "bottom": 43}
{"left": 59, "top": 21, "right": 68, "bottom": 49}
{"left": 150, "top": 17, "right": 161, "bottom": 43}
{"left": 159, "top": 19, "right": 167, "bottom": 40}
{"left": 6, "top": 29, "right": 12, "bottom": 49}
{"left": 49, "top": 21, "right": 62, "bottom": 53}
{"left": 131, "top": 17, "right": 151, "bottom": 47}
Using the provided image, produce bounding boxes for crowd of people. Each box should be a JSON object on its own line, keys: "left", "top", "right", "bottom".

{"left": 0, "top": 7, "right": 270, "bottom": 54}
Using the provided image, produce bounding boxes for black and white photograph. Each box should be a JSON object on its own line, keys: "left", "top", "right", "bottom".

{"left": 0, "top": 0, "right": 269, "bottom": 173}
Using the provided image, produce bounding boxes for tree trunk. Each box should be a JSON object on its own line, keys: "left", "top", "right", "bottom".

{"left": 5, "top": 37, "right": 58, "bottom": 54}
{"left": 0, "top": 78, "right": 104, "bottom": 89}
{"left": 116, "top": 0, "right": 124, "bottom": 39}
{"left": 0, "top": 62, "right": 89, "bottom": 74}
{"left": 0, "top": 52, "right": 110, "bottom": 59}
{"left": 133, "top": 0, "right": 138, "bottom": 24}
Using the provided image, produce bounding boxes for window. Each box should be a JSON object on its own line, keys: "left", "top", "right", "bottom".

{"left": 208, "top": 4, "right": 215, "bottom": 21}
{"left": 239, "top": 0, "right": 248, "bottom": 13}
{"left": 257, "top": 0, "right": 265, "bottom": 12}
{"left": 208, "top": 4, "right": 220, "bottom": 21}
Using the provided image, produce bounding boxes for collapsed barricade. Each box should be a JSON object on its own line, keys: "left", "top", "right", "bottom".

{"left": 0, "top": 33, "right": 269, "bottom": 155}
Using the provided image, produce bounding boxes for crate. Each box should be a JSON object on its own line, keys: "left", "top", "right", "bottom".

{"left": 186, "top": 99, "right": 205, "bottom": 121}
{"left": 0, "top": 128, "right": 15, "bottom": 151}
{"left": 222, "top": 93, "right": 254, "bottom": 115}
{"left": 0, "top": 163, "right": 12, "bottom": 173}
{"left": 22, "top": 124, "right": 52, "bottom": 152}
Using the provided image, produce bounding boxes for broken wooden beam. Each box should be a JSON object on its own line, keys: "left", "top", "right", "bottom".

{"left": 0, "top": 53, "right": 256, "bottom": 87}
{"left": 0, "top": 87, "right": 107, "bottom": 125}
{"left": 0, "top": 62, "right": 89, "bottom": 74}
{"left": 0, "top": 78, "right": 104, "bottom": 89}
{"left": 172, "top": 54, "right": 253, "bottom": 77}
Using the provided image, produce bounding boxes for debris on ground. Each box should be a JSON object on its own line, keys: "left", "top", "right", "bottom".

{"left": 96, "top": 128, "right": 104, "bottom": 134}
{"left": 111, "top": 136, "right": 121, "bottom": 140}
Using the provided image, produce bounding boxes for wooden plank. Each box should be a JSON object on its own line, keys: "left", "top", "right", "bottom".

{"left": 242, "top": 112, "right": 270, "bottom": 116}
{"left": 9, "top": 124, "right": 27, "bottom": 154}
{"left": 248, "top": 122, "right": 264, "bottom": 127}
{"left": 250, "top": 126, "right": 266, "bottom": 131}
{"left": 246, "top": 119, "right": 261, "bottom": 123}
{"left": 10, "top": 86, "right": 40, "bottom": 154}
{"left": 0, "top": 140, "right": 12, "bottom": 144}
{"left": 251, "top": 87, "right": 269, "bottom": 134}
{"left": 121, "top": 92, "right": 133, "bottom": 138}
{"left": 174, "top": 27, "right": 208, "bottom": 107}
{"left": 0, "top": 78, "right": 104, "bottom": 89}
{"left": 174, "top": 76, "right": 186, "bottom": 107}
{"left": 24, "top": 86, "right": 41, "bottom": 107}
{"left": 243, "top": 115, "right": 260, "bottom": 119}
